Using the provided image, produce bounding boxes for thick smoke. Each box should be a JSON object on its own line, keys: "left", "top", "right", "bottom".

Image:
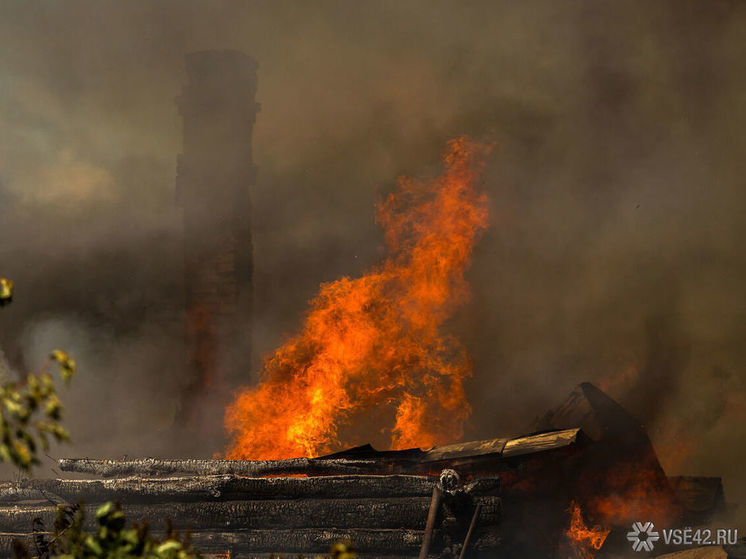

{"left": 0, "top": 0, "right": 744, "bottom": 522}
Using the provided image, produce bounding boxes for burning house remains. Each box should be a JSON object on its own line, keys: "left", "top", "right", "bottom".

{"left": 0, "top": 384, "right": 738, "bottom": 558}
{"left": 0, "top": 47, "right": 742, "bottom": 559}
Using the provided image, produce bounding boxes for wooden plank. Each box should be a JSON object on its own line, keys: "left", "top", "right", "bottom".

{"left": 58, "top": 457, "right": 380, "bottom": 478}
{"left": 422, "top": 439, "right": 507, "bottom": 462}
{"left": 0, "top": 474, "right": 442, "bottom": 504}
{"left": 0, "top": 528, "right": 501, "bottom": 556}
{"left": 502, "top": 429, "right": 581, "bottom": 458}
{"left": 59, "top": 430, "right": 581, "bottom": 479}
{"left": 185, "top": 528, "right": 501, "bottom": 554}
{"left": 0, "top": 496, "right": 501, "bottom": 532}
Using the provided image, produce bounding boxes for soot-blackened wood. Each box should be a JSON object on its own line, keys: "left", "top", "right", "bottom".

{"left": 0, "top": 528, "right": 501, "bottom": 556}
{"left": 1, "top": 474, "right": 440, "bottom": 504}
{"left": 0, "top": 484, "right": 47, "bottom": 503}
{"left": 418, "top": 487, "right": 442, "bottom": 559}
{"left": 59, "top": 428, "right": 581, "bottom": 479}
{"left": 0, "top": 497, "right": 501, "bottom": 532}
{"left": 186, "top": 527, "right": 500, "bottom": 554}
{"left": 58, "top": 457, "right": 383, "bottom": 478}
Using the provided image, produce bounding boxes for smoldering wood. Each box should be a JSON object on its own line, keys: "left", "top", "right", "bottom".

{"left": 184, "top": 528, "right": 501, "bottom": 554}
{"left": 0, "top": 528, "right": 501, "bottom": 556}
{"left": 0, "top": 474, "right": 446, "bottom": 504}
{"left": 11, "top": 426, "right": 586, "bottom": 559}
{"left": 0, "top": 496, "right": 501, "bottom": 533}
{"left": 418, "top": 486, "right": 442, "bottom": 559}
{"left": 0, "top": 531, "right": 410, "bottom": 559}
{"left": 58, "top": 428, "right": 582, "bottom": 479}
{"left": 0, "top": 484, "right": 49, "bottom": 504}
{"left": 36, "top": 425, "right": 596, "bottom": 558}
{"left": 58, "top": 457, "right": 383, "bottom": 478}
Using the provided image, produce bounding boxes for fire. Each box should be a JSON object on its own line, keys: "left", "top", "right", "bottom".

{"left": 565, "top": 501, "right": 611, "bottom": 559}
{"left": 225, "top": 137, "right": 491, "bottom": 459}
{"left": 585, "top": 461, "right": 682, "bottom": 529}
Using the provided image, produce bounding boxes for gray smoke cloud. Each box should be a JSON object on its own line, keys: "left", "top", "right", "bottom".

{"left": 0, "top": 0, "right": 744, "bottom": 523}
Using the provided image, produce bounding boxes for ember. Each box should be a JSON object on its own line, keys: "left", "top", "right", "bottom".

{"left": 225, "top": 137, "right": 491, "bottom": 460}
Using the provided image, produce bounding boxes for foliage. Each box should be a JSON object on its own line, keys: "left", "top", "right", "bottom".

{"left": 329, "top": 540, "right": 356, "bottom": 559}
{"left": 2, "top": 278, "right": 203, "bottom": 559}
{"left": 0, "top": 278, "right": 13, "bottom": 306}
{"left": 0, "top": 277, "right": 74, "bottom": 471}
{"left": 13, "top": 501, "right": 202, "bottom": 559}
{"left": 1, "top": 278, "right": 348, "bottom": 559}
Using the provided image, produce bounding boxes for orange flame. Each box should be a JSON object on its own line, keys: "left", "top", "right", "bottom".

{"left": 584, "top": 458, "right": 681, "bottom": 528}
{"left": 565, "top": 501, "right": 611, "bottom": 559}
{"left": 224, "top": 137, "right": 491, "bottom": 459}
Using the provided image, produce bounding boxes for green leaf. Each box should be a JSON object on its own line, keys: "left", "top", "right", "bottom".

{"left": 0, "top": 278, "right": 13, "bottom": 306}
{"left": 84, "top": 534, "right": 103, "bottom": 555}
{"left": 50, "top": 350, "right": 76, "bottom": 383}
{"left": 45, "top": 394, "right": 63, "bottom": 419}
{"left": 156, "top": 540, "right": 183, "bottom": 554}
{"left": 12, "top": 441, "right": 32, "bottom": 469}
{"left": 52, "top": 425, "right": 70, "bottom": 442}
{"left": 95, "top": 501, "right": 115, "bottom": 520}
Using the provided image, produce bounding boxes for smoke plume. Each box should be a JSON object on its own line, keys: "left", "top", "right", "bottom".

{"left": 0, "top": 0, "right": 744, "bottom": 522}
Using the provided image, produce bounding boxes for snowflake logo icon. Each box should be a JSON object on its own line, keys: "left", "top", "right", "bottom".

{"left": 627, "top": 521, "right": 660, "bottom": 552}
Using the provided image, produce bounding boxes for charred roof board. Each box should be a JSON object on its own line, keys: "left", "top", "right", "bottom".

{"left": 421, "top": 437, "right": 508, "bottom": 462}
{"left": 317, "top": 428, "right": 582, "bottom": 464}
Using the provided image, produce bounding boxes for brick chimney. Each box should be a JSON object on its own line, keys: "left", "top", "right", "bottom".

{"left": 175, "top": 50, "right": 257, "bottom": 439}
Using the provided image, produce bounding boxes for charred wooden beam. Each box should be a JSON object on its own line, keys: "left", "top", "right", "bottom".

{"left": 0, "top": 496, "right": 501, "bottom": 533}
{"left": 0, "top": 484, "right": 48, "bottom": 504}
{"left": 1, "top": 475, "right": 445, "bottom": 504}
{"left": 186, "top": 527, "right": 501, "bottom": 555}
{"left": 58, "top": 457, "right": 383, "bottom": 478}
{"left": 1, "top": 528, "right": 501, "bottom": 556}
{"left": 58, "top": 429, "right": 581, "bottom": 479}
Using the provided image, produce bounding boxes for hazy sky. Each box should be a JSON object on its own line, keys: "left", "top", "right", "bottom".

{"left": 0, "top": 0, "right": 744, "bottom": 519}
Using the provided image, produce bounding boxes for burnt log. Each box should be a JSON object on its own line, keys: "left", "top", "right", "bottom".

{"left": 0, "top": 484, "right": 48, "bottom": 504}
{"left": 58, "top": 457, "right": 381, "bottom": 478}
{"left": 0, "top": 474, "right": 444, "bottom": 504}
{"left": 0, "top": 496, "right": 501, "bottom": 532}
{"left": 58, "top": 429, "right": 581, "bottom": 479}
{"left": 185, "top": 527, "right": 500, "bottom": 554}
{"left": 0, "top": 527, "right": 501, "bottom": 556}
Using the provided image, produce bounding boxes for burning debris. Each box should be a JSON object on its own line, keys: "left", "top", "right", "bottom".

{"left": 0, "top": 384, "right": 739, "bottom": 558}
